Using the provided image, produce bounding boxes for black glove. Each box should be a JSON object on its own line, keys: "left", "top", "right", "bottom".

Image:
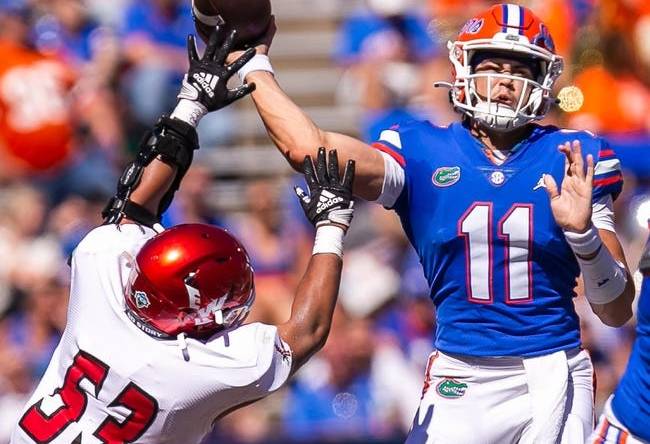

{"left": 178, "top": 28, "right": 256, "bottom": 111}
{"left": 295, "top": 148, "right": 355, "bottom": 229}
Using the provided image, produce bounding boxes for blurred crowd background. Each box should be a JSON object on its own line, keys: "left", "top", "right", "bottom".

{"left": 0, "top": 0, "right": 648, "bottom": 442}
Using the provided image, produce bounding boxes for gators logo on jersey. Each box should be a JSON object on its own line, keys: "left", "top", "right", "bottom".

{"left": 432, "top": 167, "right": 461, "bottom": 187}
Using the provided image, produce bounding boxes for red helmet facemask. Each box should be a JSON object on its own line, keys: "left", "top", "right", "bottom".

{"left": 125, "top": 224, "right": 255, "bottom": 340}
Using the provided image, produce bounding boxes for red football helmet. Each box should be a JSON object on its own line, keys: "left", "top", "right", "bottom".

{"left": 125, "top": 224, "right": 255, "bottom": 339}
{"left": 443, "top": 3, "right": 564, "bottom": 131}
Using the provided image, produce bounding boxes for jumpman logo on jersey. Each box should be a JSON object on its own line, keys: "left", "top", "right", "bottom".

{"left": 533, "top": 175, "right": 546, "bottom": 191}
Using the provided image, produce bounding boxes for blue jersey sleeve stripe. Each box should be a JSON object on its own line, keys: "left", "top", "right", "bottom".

{"left": 593, "top": 177, "right": 624, "bottom": 201}
{"left": 594, "top": 170, "right": 622, "bottom": 180}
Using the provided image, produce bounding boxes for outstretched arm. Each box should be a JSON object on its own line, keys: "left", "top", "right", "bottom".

{"left": 277, "top": 148, "right": 355, "bottom": 374}
{"left": 226, "top": 21, "right": 385, "bottom": 201}
{"left": 247, "top": 71, "right": 384, "bottom": 201}
{"left": 543, "top": 141, "right": 634, "bottom": 327}
{"left": 104, "top": 28, "right": 256, "bottom": 226}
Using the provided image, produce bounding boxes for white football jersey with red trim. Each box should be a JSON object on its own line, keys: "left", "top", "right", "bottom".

{"left": 12, "top": 224, "right": 291, "bottom": 444}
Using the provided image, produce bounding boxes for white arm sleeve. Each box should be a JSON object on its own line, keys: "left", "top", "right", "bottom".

{"left": 592, "top": 194, "right": 616, "bottom": 233}
{"left": 375, "top": 152, "right": 406, "bottom": 208}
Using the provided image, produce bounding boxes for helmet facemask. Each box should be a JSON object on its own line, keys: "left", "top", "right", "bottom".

{"left": 466, "top": 71, "right": 542, "bottom": 131}
{"left": 448, "top": 40, "right": 563, "bottom": 132}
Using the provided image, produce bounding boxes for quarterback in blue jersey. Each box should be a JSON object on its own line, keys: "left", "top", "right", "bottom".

{"left": 223, "top": 2, "right": 636, "bottom": 443}
{"left": 591, "top": 229, "right": 650, "bottom": 444}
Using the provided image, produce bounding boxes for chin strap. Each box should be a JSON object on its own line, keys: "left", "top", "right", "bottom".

{"left": 102, "top": 116, "right": 199, "bottom": 227}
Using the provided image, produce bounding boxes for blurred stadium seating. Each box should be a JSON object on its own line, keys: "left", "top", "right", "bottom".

{"left": 0, "top": 1, "right": 648, "bottom": 443}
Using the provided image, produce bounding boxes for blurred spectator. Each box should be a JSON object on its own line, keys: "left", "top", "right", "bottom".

{"left": 47, "top": 192, "right": 106, "bottom": 257}
{"left": 0, "top": 347, "right": 32, "bottom": 443}
{"left": 569, "top": 34, "right": 650, "bottom": 134}
{"left": 162, "top": 164, "right": 222, "bottom": 227}
{"left": 576, "top": 294, "right": 636, "bottom": 412}
{"left": 334, "top": 0, "right": 452, "bottom": 141}
{"left": 428, "top": 0, "right": 493, "bottom": 21}
{"left": 0, "top": 0, "right": 76, "bottom": 177}
{"left": 0, "top": 273, "right": 67, "bottom": 381}
{"left": 207, "top": 394, "right": 286, "bottom": 444}
{"left": 120, "top": 0, "right": 192, "bottom": 126}
{"left": 283, "top": 312, "right": 416, "bottom": 441}
{"left": 34, "top": 0, "right": 123, "bottom": 153}
{"left": 224, "top": 178, "right": 311, "bottom": 325}
{"left": 0, "top": 184, "right": 49, "bottom": 308}
{"left": 85, "top": 0, "right": 131, "bottom": 28}
{"left": 120, "top": 0, "right": 235, "bottom": 146}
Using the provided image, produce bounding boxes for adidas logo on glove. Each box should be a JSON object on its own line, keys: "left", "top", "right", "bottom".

{"left": 316, "top": 190, "right": 343, "bottom": 214}
{"left": 192, "top": 72, "right": 219, "bottom": 99}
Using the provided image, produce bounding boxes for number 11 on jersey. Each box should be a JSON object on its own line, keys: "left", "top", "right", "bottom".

{"left": 459, "top": 202, "right": 533, "bottom": 304}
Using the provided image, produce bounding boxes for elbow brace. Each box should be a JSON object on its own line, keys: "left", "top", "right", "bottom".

{"left": 102, "top": 116, "right": 199, "bottom": 226}
{"left": 564, "top": 225, "right": 628, "bottom": 304}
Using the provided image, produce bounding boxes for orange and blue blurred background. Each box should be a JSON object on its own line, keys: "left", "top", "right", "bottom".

{"left": 0, "top": 1, "right": 647, "bottom": 442}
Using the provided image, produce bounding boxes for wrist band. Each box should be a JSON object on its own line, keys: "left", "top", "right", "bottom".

{"left": 565, "top": 225, "right": 627, "bottom": 304}
{"left": 579, "top": 249, "right": 627, "bottom": 305}
{"left": 170, "top": 99, "right": 207, "bottom": 128}
{"left": 238, "top": 54, "right": 274, "bottom": 83}
{"left": 564, "top": 225, "right": 602, "bottom": 258}
{"left": 191, "top": 0, "right": 224, "bottom": 26}
{"left": 313, "top": 225, "right": 345, "bottom": 258}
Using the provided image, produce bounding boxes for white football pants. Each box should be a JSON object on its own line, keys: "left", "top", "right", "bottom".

{"left": 406, "top": 348, "right": 594, "bottom": 444}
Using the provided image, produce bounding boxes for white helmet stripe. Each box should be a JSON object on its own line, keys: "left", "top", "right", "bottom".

{"left": 506, "top": 4, "right": 521, "bottom": 35}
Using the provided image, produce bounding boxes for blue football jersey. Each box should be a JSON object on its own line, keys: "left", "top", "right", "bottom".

{"left": 373, "top": 121, "right": 623, "bottom": 357}
{"left": 611, "top": 235, "right": 650, "bottom": 441}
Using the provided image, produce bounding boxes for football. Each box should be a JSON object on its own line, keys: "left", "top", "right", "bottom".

{"left": 192, "top": 0, "right": 272, "bottom": 49}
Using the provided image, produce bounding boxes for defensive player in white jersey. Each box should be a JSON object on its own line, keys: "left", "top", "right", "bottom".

{"left": 12, "top": 28, "right": 356, "bottom": 444}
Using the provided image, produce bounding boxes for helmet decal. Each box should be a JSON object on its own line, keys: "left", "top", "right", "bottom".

{"left": 195, "top": 293, "right": 228, "bottom": 326}
{"left": 461, "top": 18, "right": 484, "bottom": 35}
{"left": 184, "top": 272, "right": 201, "bottom": 310}
{"left": 134, "top": 291, "right": 151, "bottom": 309}
{"left": 532, "top": 23, "right": 555, "bottom": 53}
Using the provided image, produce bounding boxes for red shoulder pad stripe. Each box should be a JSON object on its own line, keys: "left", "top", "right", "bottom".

{"left": 593, "top": 175, "right": 622, "bottom": 186}
{"left": 372, "top": 142, "right": 406, "bottom": 167}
